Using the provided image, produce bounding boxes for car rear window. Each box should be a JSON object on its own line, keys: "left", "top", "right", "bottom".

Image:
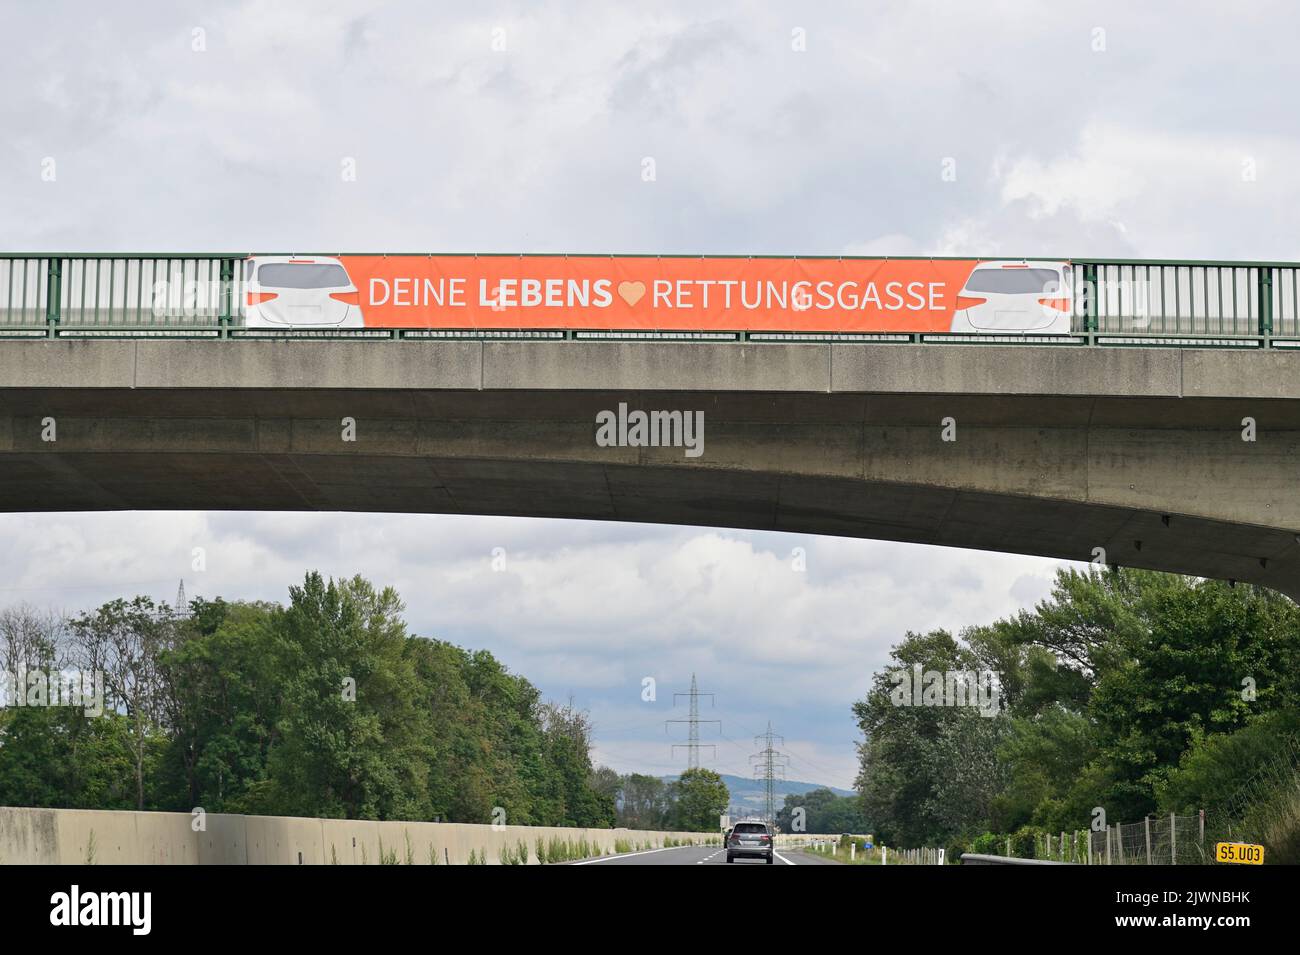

{"left": 733, "top": 823, "right": 767, "bottom": 833}
{"left": 963, "top": 267, "right": 1061, "bottom": 295}
{"left": 257, "top": 263, "right": 350, "bottom": 289}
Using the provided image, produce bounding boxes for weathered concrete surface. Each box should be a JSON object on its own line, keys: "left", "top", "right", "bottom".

{"left": 0, "top": 806, "right": 740, "bottom": 865}
{"left": 2, "top": 340, "right": 1300, "bottom": 597}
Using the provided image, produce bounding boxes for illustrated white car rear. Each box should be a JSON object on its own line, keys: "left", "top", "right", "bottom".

{"left": 243, "top": 256, "right": 364, "bottom": 328}
{"left": 950, "top": 260, "right": 1073, "bottom": 334}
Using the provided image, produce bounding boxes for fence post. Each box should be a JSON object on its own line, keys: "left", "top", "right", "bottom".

{"left": 1083, "top": 262, "right": 1099, "bottom": 337}
{"left": 1170, "top": 812, "right": 1176, "bottom": 864}
{"left": 1199, "top": 809, "right": 1205, "bottom": 848}
{"left": 219, "top": 257, "right": 234, "bottom": 339}
{"left": 1259, "top": 266, "right": 1273, "bottom": 344}
{"left": 1106, "top": 825, "right": 1112, "bottom": 865}
{"left": 45, "top": 257, "right": 62, "bottom": 338}
{"left": 1145, "top": 816, "right": 1152, "bottom": 865}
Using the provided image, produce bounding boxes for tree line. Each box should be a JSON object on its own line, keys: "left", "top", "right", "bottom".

{"left": 589, "top": 767, "right": 731, "bottom": 833}
{"left": 0, "top": 572, "right": 615, "bottom": 828}
{"left": 853, "top": 567, "right": 1300, "bottom": 859}
{"left": 774, "top": 786, "right": 870, "bottom": 835}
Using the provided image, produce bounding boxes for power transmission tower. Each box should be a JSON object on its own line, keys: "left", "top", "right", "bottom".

{"left": 751, "top": 722, "right": 789, "bottom": 828}
{"left": 174, "top": 579, "right": 189, "bottom": 619}
{"left": 665, "top": 673, "right": 720, "bottom": 771}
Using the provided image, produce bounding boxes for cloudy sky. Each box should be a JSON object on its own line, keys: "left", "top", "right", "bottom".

{"left": 3, "top": 1, "right": 1298, "bottom": 788}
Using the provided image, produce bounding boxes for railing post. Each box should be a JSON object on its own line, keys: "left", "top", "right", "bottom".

{"left": 1081, "top": 262, "right": 1098, "bottom": 343}
{"left": 45, "top": 257, "right": 62, "bottom": 338}
{"left": 1259, "top": 267, "right": 1273, "bottom": 347}
{"left": 219, "top": 257, "right": 234, "bottom": 339}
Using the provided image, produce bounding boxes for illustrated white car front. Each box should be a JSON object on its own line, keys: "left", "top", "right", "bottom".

{"left": 950, "top": 261, "right": 1073, "bottom": 334}
{"left": 243, "top": 256, "right": 364, "bottom": 328}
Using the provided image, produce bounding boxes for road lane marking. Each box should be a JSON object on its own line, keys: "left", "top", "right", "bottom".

{"left": 774, "top": 851, "right": 796, "bottom": 865}
{"left": 569, "top": 845, "right": 702, "bottom": 865}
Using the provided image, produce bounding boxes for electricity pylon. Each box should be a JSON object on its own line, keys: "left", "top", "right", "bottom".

{"left": 666, "top": 673, "right": 719, "bottom": 771}
{"left": 751, "top": 722, "right": 789, "bottom": 828}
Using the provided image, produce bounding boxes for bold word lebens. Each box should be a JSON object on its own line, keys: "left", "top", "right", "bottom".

{"left": 367, "top": 277, "right": 948, "bottom": 312}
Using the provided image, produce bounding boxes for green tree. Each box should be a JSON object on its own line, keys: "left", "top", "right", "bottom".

{"left": 853, "top": 567, "right": 1300, "bottom": 848}
{"left": 0, "top": 571, "right": 674, "bottom": 831}
{"left": 853, "top": 629, "right": 984, "bottom": 845}
{"left": 264, "top": 573, "right": 430, "bottom": 819}
{"left": 1089, "top": 579, "right": 1300, "bottom": 818}
{"left": 68, "top": 597, "right": 170, "bottom": 810}
{"left": 618, "top": 773, "right": 671, "bottom": 829}
{"left": 670, "top": 768, "right": 729, "bottom": 831}
{"left": 153, "top": 599, "right": 283, "bottom": 811}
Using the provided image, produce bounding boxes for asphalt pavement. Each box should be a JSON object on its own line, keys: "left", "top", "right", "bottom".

{"left": 567, "top": 845, "right": 842, "bottom": 865}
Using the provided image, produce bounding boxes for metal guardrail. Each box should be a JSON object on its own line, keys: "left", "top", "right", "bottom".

{"left": 3, "top": 255, "right": 1300, "bottom": 346}
{"left": 960, "top": 853, "right": 1076, "bottom": 865}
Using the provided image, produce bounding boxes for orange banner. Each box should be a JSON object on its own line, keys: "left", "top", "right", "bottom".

{"left": 242, "top": 255, "right": 1075, "bottom": 334}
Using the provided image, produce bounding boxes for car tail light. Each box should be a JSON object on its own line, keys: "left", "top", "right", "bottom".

{"left": 956, "top": 296, "right": 987, "bottom": 309}
{"left": 760, "top": 834, "right": 771, "bottom": 842}
{"left": 246, "top": 291, "right": 278, "bottom": 306}
{"left": 330, "top": 291, "right": 360, "bottom": 305}
{"left": 1038, "top": 297, "right": 1071, "bottom": 312}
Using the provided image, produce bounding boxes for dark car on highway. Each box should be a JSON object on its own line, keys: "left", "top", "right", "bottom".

{"left": 726, "top": 821, "right": 774, "bottom": 864}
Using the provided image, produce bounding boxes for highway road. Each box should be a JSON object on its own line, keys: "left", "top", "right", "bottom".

{"left": 568, "top": 845, "right": 841, "bottom": 865}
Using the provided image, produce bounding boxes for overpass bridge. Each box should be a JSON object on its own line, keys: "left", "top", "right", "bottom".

{"left": 2, "top": 337, "right": 1299, "bottom": 599}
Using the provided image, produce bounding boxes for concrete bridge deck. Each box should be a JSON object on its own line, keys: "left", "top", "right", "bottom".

{"left": 2, "top": 340, "right": 1298, "bottom": 597}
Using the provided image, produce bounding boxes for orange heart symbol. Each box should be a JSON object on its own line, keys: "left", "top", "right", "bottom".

{"left": 617, "top": 281, "right": 646, "bottom": 307}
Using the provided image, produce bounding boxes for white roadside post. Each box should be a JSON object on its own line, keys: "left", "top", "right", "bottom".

{"left": 851, "top": 842, "right": 856, "bottom": 861}
{"left": 882, "top": 845, "right": 888, "bottom": 865}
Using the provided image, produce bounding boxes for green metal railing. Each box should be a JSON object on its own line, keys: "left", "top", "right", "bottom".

{"left": 1077, "top": 259, "right": 1300, "bottom": 341}
{"left": 0, "top": 254, "right": 239, "bottom": 338}
{"left": 3, "top": 254, "right": 1299, "bottom": 346}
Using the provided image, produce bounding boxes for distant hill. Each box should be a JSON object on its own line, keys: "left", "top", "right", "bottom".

{"left": 661, "top": 773, "right": 855, "bottom": 816}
